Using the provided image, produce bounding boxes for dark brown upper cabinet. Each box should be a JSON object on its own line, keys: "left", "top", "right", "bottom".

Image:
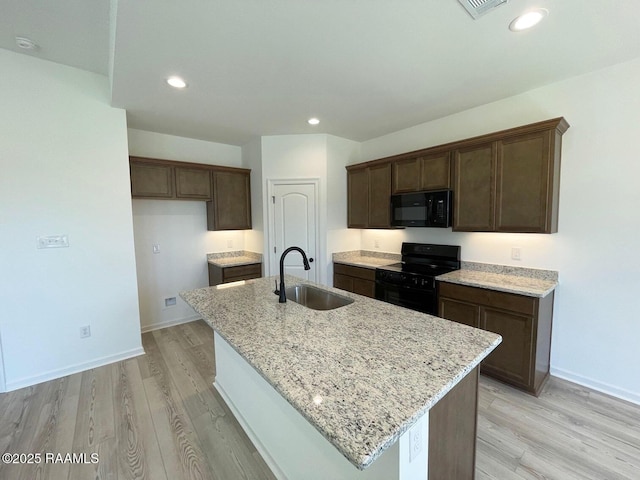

{"left": 453, "top": 118, "right": 569, "bottom": 233}
{"left": 349, "top": 117, "right": 569, "bottom": 233}
{"left": 175, "top": 166, "right": 212, "bottom": 200}
{"left": 207, "top": 170, "right": 252, "bottom": 230}
{"left": 496, "top": 129, "right": 558, "bottom": 233}
{"left": 129, "top": 156, "right": 252, "bottom": 231}
{"left": 347, "top": 162, "right": 392, "bottom": 228}
{"left": 453, "top": 142, "right": 496, "bottom": 231}
{"left": 130, "top": 159, "right": 175, "bottom": 198}
{"left": 130, "top": 156, "right": 210, "bottom": 200}
{"left": 392, "top": 152, "right": 451, "bottom": 193}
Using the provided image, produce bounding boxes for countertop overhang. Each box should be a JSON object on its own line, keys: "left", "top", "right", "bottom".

{"left": 181, "top": 276, "right": 501, "bottom": 470}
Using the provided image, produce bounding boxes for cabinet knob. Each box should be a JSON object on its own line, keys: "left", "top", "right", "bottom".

{"left": 309, "top": 258, "right": 314, "bottom": 263}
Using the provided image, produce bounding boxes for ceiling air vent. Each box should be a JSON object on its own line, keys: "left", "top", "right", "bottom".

{"left": 457, "top": 0, "right": 508, "bottom": 19}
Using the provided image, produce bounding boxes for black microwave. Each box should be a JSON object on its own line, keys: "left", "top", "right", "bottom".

{"left": 390, "top": 190, "right": 452, "bottom": 228}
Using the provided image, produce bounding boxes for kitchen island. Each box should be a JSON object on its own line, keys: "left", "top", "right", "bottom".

{"left": 181, "top": 276, "right": 501, "bottom": 479}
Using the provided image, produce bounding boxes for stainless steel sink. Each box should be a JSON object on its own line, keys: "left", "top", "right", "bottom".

{"left": 285, "top": 284, "right": 354, "bottom": 311}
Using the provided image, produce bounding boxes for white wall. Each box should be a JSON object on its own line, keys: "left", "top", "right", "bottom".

{"left": 261, "top": 134, "right": 328, "bottom": 282}
{"left": 0, "top": 50, "right": 143, "bottom": 391}
{"left": 256, "top": 134, "right": 360, "bottom": 286}
{"left": 326, "top": 135, "right": 362, "bottom": 281}
{"left": 359, "top": 57, "right": 640, "bottom": 403}
{"left": 242, "top": 137, "right": 265, "bottom": 253}
{"left": 128, "top": 129, "right": 244, "bottom": 332}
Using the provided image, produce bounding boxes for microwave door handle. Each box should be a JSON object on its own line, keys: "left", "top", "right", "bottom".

{"left": 427, "top": 198, "right": 433, "bottom": 223}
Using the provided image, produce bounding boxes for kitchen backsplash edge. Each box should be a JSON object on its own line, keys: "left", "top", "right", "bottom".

{"left": 332, "top": 251, "right": 558, "bottom": 282}
{"left": 207, "top": 250, "right": 263, "bottom": 262}
{"left": 461, "top": 261, "right": 558, "bottom": 281}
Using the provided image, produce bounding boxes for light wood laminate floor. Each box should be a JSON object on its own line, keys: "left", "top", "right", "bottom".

{"left": 0, "top": 320, "right": 638, "bottom": 479}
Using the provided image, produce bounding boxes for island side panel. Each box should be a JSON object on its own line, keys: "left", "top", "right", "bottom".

{"left": 213, "top": 331, "right": 418, "bottom": 480}
{"left": 428, "top": 366, "right": 479, "bottom": 480}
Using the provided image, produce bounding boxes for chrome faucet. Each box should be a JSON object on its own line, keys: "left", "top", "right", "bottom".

{"left": 275, "top": 246, "right": 311, "bottom": 303}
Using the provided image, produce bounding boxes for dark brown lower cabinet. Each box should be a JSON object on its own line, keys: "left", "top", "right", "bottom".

{"left": 332, "top": 263, "right": 376, "bottom": 298}
{"left": 429, "top": 366, "right": 479, "bottom": 480}
{"left": 208, "top": 263, "right": 262, "bottom": 286}
{"left": 438, "top": 282, "right": 554, "bottom": 396}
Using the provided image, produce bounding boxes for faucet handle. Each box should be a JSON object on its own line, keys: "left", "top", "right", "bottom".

{"left": 273, "top": 278, "right": 280, "bottom": 295}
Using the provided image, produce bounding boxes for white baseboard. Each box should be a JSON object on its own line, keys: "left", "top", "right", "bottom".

{"left": 550, "top": 367, "right": 640, "bottom": 406}
{"left": 4, "top": 347, "right": 145, "bottom": 393}
{"left": 140, "top": 314, "right": 201, "bottom": 333}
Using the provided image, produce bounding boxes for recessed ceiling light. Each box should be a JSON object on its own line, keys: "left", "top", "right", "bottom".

{"left": 308, "top": 117, "right": 320, "bottom": 126}
{"left": 509, "top": 8, "right": 548, "bottom": 32}
{"left": 166, "top": 76, "right": 187, "bottom": 89}
{"left": 15, "top": 36, "right": 38, "bottom": 50}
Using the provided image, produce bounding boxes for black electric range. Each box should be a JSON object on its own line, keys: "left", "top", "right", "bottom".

{"left": 375, "top": 243, "right": 460, "bottom": 315}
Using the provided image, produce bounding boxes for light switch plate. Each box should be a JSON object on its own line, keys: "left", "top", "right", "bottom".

{"left": 37, "top": 235, "right": 69, "bottom": 249}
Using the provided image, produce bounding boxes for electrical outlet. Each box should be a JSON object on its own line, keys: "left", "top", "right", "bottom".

{"left": 511, "top": 247, "right": 522, "bottom": 261}
{"left": 79, "top": 325, "right": 91, "bottom": 338}
{"left": 227, "top": 239, "right": 233, "bottom": 248}
{"left": 153, "top": 244, "right": 160, "bottom": 254}
{"left": 164, "top": 297, "right": 177, "bottom": 307}
{"left": 409, "top": 423, "right": 422, "bottom": 462}
{"left": 374, "top": 238, "right": 380, "bottom": 249}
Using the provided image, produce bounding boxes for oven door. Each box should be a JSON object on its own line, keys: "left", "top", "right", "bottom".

{"left": 375, "top": 280, "right": 437, "bottom": 315}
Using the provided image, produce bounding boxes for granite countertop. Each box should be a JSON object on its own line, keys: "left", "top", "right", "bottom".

{"left": 332, "top": 250, "right": 400, "bottom": 269}
{"left": 207, "top": 250, "right": 262, "bottom": 268}
{"left": 437, "top": 261, "right": 559, "bottom": 298}
{"left": 180, "top": 276, "right": 500, "bottom": 470}
{"left": 332, "top": 251, "right": 559, "bottom": 298}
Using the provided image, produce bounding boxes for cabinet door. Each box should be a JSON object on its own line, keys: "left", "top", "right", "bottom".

{"left": 223, "top": 264, "right": 262, "bottom": 282}
{"left": 480, "top": 307, "right": 534, "bottom": 389}
{"left": 347, "top": 168, "right": 369, "bottom": 228}
{"left": 208, "top": 171, "right": 252, "bottom": 230}
{"left": 333, "top": 273, "right": 354, "bottom": 292}
{"left": 130, "top": 161, "right": 174, "bottom": 198}
{"left": 439, "top": 297, "right": 480, "bottom": 328}
{"left": 392, "top": 157, "right": 422, "bottom": 193}
{"left": 428, "top": 367, "right": 478, "bottom": 480}
{"left": 496, "top": 130, "right": 553, "bottom": 233}
{"left": 420, "top": 152, "right": 451, "bottom": 190}
{"left": 368, "top": 163, "right": 392, "bottom": 228}
{"left": 175, "top": 167, "right": 211, "bottom": 199}
{"left": 453, "top": 143, "right": 496, "bottom": 231}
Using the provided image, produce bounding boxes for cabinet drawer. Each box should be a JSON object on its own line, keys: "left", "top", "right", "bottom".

{"left": 333, "top": 263, "right": 375, "bottom": 281}
{"left": 352, "top": 278, "right": 375, "bottom": 298}
{"left": 438, "top": 282, "right": 535, "bottom": 315}
{"left": 439, "top": 297, "right": 480, "bottom": 328}
{"left": 224, "top": 263, "right": 262, "bottom": 280}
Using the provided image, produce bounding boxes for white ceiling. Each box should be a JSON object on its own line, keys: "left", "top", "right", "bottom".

{"left": 3, "top": 0, "right": 640, "bottom": 146}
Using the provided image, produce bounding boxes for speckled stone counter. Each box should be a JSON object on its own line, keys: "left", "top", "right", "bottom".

{"left": 332, "top": 250, "right": 400, "bottom": 269}
{"left": 180, "top": 276, "right": 501, "bottom": 470}
{"left": 207, "top": 250, "right": 262, "bottom": 267}
{"left": 437, "top": 261, "right": 558, "bottom": 298}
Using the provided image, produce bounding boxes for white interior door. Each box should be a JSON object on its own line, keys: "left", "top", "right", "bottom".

{"left": 269, "top": 181, "right": 318, "bottom": 282}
